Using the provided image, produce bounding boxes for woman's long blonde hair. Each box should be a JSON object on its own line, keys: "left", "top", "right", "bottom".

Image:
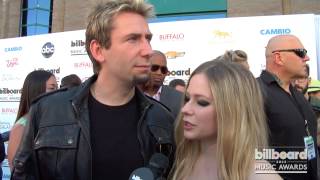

{"left": 171, "top": 60, "right": 268, "bottom": 180}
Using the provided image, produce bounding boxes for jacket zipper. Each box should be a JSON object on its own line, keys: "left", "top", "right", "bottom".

{"left": 72, "top": 102, "right": 93, "bottom": 180}
{"left": 137, "top": 104, "right": 151, "bottom": 164}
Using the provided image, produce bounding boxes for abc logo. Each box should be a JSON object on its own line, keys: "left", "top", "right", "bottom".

{"left": 41, "top": 42, "right": 55, "bottom": 58}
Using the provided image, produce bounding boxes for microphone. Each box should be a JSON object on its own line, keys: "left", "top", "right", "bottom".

{"left": 129, "top": 153, "right": 169, "bottom": 180}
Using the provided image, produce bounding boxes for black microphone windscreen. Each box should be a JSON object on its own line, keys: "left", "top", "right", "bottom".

{"left": 149, "top": 153, "right": 169, "bottom": 171}
{"left": 128, "top": 167, "right": 154, "bottom": 180}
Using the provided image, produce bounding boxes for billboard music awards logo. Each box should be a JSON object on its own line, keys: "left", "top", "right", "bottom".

{"left": 255, "top": 147, "right": 308, "bottom": 174}
{"left": 35, "top": 67, "right": 61, "bottom": 75}
{"left": 70, "top": 40, "right": 87, "bottom": 56}
{"left": 0, "top": 88, "right": 22, "bottom": 101}
{"left": 169, "top": 68, "right": 191, "bottom": 76}
{"left": 34, "top": 67, "right": 61, "bottom": 83}
{"left": 41, "top": 42, "right": 55, "bottom": 58}
{"left": 164, "top": 68, "right": 190, "bottom": 85}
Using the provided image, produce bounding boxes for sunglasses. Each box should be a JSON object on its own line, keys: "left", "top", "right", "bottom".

{"left": 272, "top": 48, "right": 307, "bottom": 59}
{"left": 151, "top": 65, "right": 168, "bottom": 74}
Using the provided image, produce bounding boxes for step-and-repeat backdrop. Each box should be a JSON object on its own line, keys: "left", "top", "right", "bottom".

{"left": 0, "top": 14, "right": 318, "bottom": 179}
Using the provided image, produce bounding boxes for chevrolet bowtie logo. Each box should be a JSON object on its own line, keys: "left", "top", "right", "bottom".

{"left": 165, "top": 51, "right": 185, "bottom": 59}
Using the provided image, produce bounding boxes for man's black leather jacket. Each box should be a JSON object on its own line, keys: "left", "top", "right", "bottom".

{"left": 11, "top": 75, "right": 174, "bottom": 180}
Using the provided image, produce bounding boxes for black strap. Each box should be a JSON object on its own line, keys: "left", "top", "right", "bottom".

{"left": 290, "top": 87, "right": 312, "bottom": 137}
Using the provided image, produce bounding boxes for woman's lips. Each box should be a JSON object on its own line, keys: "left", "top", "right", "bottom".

{"left": 184, "top": 121, "right": 195, "bottom": 130}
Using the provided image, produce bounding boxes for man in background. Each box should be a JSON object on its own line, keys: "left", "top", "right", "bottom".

{"left": 168, "top": 78, "right": 186, "bottom": 93}
{"left": 292, "top": 64, "right": 311, "bottom": 99}
{"left": 308, "top": 80, "right": 320, "bottom": 150}
{"left": 258, "top": 34, "right": 318, "bottom": 180}
{"left": 60, "top": 74, "right": 82, "bottom": 89}
{"left": 139, "top": 50, "right": 183, "bottom": 120}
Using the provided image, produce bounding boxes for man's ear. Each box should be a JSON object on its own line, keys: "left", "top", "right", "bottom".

{"left": 274, "top": 53, "right": 284, "bottom": 66}
{"left": 90, "top": 40, "right": 105, "bottom": 63}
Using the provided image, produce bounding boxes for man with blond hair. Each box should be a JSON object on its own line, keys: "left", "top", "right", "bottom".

{"left": 258, "top": 35, "right": 318, "bottom": 180}
{"left": 11, "top": 0, "right": 174, "bottom": 179}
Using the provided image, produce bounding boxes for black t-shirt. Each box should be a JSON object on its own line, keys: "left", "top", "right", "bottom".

{"left": 89, "top": 92, "right": 144, "bottom": 180}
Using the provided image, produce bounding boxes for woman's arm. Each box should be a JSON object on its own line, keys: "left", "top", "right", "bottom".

{"left": 7, "top": 124, "right": 25, "bottom": 171}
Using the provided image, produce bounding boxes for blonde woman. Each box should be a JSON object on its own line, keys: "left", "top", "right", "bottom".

{"left": 171, "top": 60, "right": 282, "bottom": 180}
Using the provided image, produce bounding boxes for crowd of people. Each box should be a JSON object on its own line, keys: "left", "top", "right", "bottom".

{"left": 0, "top": 0, "right": 318, "bottom": 180}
